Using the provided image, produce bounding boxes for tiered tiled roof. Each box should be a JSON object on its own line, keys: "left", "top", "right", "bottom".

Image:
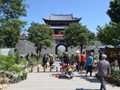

{"left": 43, "top": 14, "right": 81, "bottom": 22}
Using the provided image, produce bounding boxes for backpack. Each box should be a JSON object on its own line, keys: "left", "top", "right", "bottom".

{"left": 43, "top": 56, "right": 48, "bottom": 62}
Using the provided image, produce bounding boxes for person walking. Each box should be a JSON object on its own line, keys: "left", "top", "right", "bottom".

{"left": 86, "top": 51, "right": 93, "bottom": 77}
{"left": 63, "top": 52, "right": 69, "bottom": 65}
{"left": 70, "top": 54, "right": 75, "bottom": 65}
{"left": 49, "top": 54, "right": 55, "bottom": 71}
{"left": 42, "top": 54, "right": 49, "bottom": 71}
{"left": 59, "top": 54, "right": 63, "bottom": 62}
{"left": 80, "top": 52, "right": 86, "bottom": 71}
{"left": 98, "top": 50, "right": 103, "bottom": 61}
{"left": 75, "top": 51, "right": 81, "bottom": 72}
{"left": 95, "top": 54, "right": 111, "bottom": 90}
{"left": 49, "top": 54, "right": 55, "bottom": 66}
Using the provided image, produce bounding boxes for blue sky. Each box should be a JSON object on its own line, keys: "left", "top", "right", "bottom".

{"left": 21, "top": 0, "right": 111, "bottom": 34}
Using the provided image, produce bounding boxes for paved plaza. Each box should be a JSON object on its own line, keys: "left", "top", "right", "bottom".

{"left": 5, "top": 62, "right": 120, "bottom": 90}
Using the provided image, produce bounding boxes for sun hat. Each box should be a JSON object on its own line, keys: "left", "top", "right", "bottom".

{"left": 102, "top": 54, "right": 107, "bottom": 59}
{"left": 49, "top": 54, "right": 53, "bottom": 57}
{"left": 75, "top": 50, "right": 80, "bottom": 54}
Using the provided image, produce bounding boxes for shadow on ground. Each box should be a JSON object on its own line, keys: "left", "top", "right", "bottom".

{"left": 73, "top": 72, "right": 86, "bottom": 77}
{"left": 80, "top": 75, "right": 100, "bottom": 83}
{"left": 51, "top": 74, "right": 72, "bottom": 80}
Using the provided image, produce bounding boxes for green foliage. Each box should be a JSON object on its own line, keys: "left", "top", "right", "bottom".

{"left": 28, "top": 57, "right": 37, "bottom": 66}
{"left": 97, "top": 0, "right": 120, "bottom": 47}
{"left": 111, "top": 70, "right": 120, "bottom": 78}
{"left": 97, "top": 23, "right": 120, "bottom": 46}
{"left": 0, "top": 18, "right": 26, "bottom": 47}
{"left": 64, "top": 23, "right": 95, "bottom": 52}
{"left": 28, "top": 22, "right": 53, "bottom": 54}
{"left": 14, "top": 52, "right": 20, "bottom": 64}
{"left": 19, "top": 59, "right": 27, "bottom": 65}
{"left": 57, "top": 49, "right": 62, "bottom": 55}
{"left": 36, "top": 56, "right": 42, "bottom": 63}
{"left": 0, "top": 54, "right": 25, "bottom": 73}
{"left": 0, "top": 0, "right": 27, "bottom": 48}
{"left": 0, "top": 29, "right": 5, "bottom": 47}
{"left": 0, "top": 54, "right": 6, "bottom": 69}
{"left": 8, "top": 64, "right": 23, "bottom": 73}
{"left": 107, "top": 0, "right": 120, "bottom": 23}
{"left": 22, "top": 71, "right": 27, "bottom": 78}
{"left": 0, "top": 54, "right": 6, "bottom": 62}
{"left": 0, "top": 55, "right": 15, "bottom": 71}
{"left": 0, "top": 0, "right": 27, "bottom": 19}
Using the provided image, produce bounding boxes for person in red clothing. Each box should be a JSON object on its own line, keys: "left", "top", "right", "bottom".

{"left": 80, "top": 52, "right": 86, "bottom": 71}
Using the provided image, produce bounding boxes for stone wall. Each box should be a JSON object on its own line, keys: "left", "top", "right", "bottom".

{"left": 0, "top": 48, "right": 14, "bottom": 56}
{"left": 16, "top": 40, "right": 36, "bottom": 55}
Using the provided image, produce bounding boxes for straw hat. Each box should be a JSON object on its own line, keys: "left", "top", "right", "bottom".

{"left": 75, "top": 50, "right": 80, "bottom": 54}
{"left": 49, "top": 54, "right": 53, "bottom": 57}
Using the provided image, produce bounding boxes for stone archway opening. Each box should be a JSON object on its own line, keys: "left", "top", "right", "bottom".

{"left": 57, "top": 45, "right": 65, "bottom": 55}
{"left": 55, "top": 43, "right": 68, "bottom": 55}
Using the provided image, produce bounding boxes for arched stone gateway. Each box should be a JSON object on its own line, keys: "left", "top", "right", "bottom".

{"left": 16, "top": 14, "right": 81, "bottom": 56}
{"left": 55, "top": 43, "right": 68, "bottom": 55}
{"left": 42, "top": 14, "right": 81, "bottom": 55}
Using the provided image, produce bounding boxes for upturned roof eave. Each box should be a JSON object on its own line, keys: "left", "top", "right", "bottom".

{"left": 42, "top": 18, "right": 81, "bottom": 22}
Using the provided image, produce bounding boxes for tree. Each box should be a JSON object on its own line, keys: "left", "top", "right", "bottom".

{"left": 0, "top": 0, "right": 27, "bottom": 19}
{"left": 28, "top": 22, "right": 53, "bottom": 55}
{"left": 97, "top": 0, "right": 120, "bottom": 47}
{"left": 97, "top": 22, "right": 120, "bottom": 46}
{"left": 0, "top": 19, "right": 26, "bottom": 47}
{"left": 0, "top": 0, "right": 27, "bottom": 47}
{"left": 57, "top": 49, "right": 62, "bottom": 56}
{"left": 64, "top": 23, "right": 95, "bottom": 53}
{"left": 0, "top": 28, "right": 5, "bottom": 47}
{"left": 107, "top": 0, "right": 120, "bottom": 23}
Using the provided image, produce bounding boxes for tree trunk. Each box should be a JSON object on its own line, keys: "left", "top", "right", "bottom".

{"left": 80, "top": 44, "right": 83, "bottom": 53}
{"left": 36, "top": 45, "right": 42, "bottom": 56}
{"left": 39, "top": 46, "right": 42, "bottom": 55}
{"left": 36, "top": 48, "right": 39, "bottom": 55}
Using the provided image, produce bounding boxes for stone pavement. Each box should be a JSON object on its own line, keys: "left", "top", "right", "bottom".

{"left": 5, "top": 61, "right": 120, "bottom": 90}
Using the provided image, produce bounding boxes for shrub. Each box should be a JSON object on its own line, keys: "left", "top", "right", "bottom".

{"left": 8, "top": 64, "right": 23, "bottom": 73}
{"left": 22, "top": 71, "right": 27, "bottom": 79}
{"left": 111, "top": 70, "right": 120, "bottom": 79}
{"left": 106, "top": 70, "right": 120, "bottom": 86}
{"left": 1, "top": 55, "right": 15, "bottom": 71}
